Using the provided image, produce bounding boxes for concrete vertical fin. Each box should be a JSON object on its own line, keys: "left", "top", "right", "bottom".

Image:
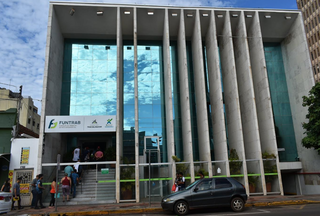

{"left": 233, "top": 11, "right": 263, "bottom": 194}
{"left": 191, "top": 10, "right": 213, "bottom": 177}
{"left": 247, "top": 11, "right": 278, "bottom": 195}
{"left": 219, "top": 11, "right": 247, "bottom": 182}
{"left": 205, "top": 10, "right": 229, "bottom": 176}
{"left": 116, "top": 6, "right": 123, "bottom": 203}
{"left": 177, "top": 9, "right": 195, "bottom": 182}
{"left": 133, "top": 7, "right": 140, "bottom": 203}
{"left": 163, "top": 8, "right": 176, "bottom": 180}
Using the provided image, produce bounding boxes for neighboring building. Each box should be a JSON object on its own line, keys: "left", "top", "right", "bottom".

{"left": 0, "top": 88, "right": 40, "bottom": 135}
{"left": 39, "top": 2, "right": 319, "bottom": 204}
{"left": 297, "top": 0, "right": 320, "bottom": 82}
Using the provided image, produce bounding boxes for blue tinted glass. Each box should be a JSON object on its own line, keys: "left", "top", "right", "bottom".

{"left": 66, "top": 44, "right": 117, "bottom": 116}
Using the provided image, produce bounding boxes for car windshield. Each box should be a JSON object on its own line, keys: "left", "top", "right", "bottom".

{"left": 185, "top": 180, "right": 200, "bottom": 190}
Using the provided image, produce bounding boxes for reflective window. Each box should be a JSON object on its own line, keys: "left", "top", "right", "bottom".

{"left": 215, "top": 178, "right": 232, "bottom": 189}
{"left": 68, "top": 44, "right": 117, "bottom": 116}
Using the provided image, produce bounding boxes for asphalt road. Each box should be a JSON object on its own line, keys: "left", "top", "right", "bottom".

{"left": 100, "top": 204, "right": 320, "bottom": 216}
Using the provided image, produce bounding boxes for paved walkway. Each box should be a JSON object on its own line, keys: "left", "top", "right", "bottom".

{"left": 8, "top": 195, "right": 320, "bottom": 216}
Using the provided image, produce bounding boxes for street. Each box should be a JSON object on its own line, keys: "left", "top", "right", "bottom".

{"left": 100, "top": 204, "right": 320, "bottom": 216}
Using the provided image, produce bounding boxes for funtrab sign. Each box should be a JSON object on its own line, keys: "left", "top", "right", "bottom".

{"left": 45, "top": 115, "right": 116, "bottom": 133}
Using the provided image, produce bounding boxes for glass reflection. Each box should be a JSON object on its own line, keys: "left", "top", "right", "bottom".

{"left": 69, "top": 44, "right": 117, "bottom": 116}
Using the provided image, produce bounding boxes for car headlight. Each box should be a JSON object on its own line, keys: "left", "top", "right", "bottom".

{"left": 163, "top": 198, "right": 174, "bottom": 202}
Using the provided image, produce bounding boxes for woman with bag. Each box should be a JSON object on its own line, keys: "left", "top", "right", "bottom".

{"left": 49, "top": 178, "right": 57, "bottom": 208}
{"left": 1, "top": 178, "right": 10, "bottom": 192}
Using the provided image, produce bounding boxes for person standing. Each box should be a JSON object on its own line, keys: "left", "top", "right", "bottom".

{"left": 95, "top": 146, "right": 103, "bottom": 161}
{"left": 30, "top": 175, "right": 39, "bottom": 208}
{"left": 178, "top": 172, "right": 186, "bottom": 191}
{"left": 73, "top": 147, "right": 80, "bottom": 162}
{"left": 11, "top": 177, "right": 23, "bottom": 210}
{"left": 61, "top": 173, "right": 71, "bottom": 202}
{"left": 35, "top": 174, "right": 45, "bottom": 209}
{"left": 71, "top": 170, "right": 79, "bottom": 198}
{"left": 49, "top": 178, "right": 57, "bottom": 208}
{"left": 198, "top": 171, "right": 204, "bottom": 179}
{"left": 1, "top": 178, "right": 10, "bottom": 192}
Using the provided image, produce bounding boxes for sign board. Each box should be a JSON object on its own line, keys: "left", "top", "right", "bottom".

{"left": 20, "top": 147, "right": 30, "bottom": 165}
{"left": 45, "top": 115, "right": 116, "bottom": 133}
{"left": 101, "top": 168, "right": 109, "bottom": 174}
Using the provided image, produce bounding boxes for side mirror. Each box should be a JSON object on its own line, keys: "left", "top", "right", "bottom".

{"left": 194, "top": 188, "right": 198, "bottom": 192}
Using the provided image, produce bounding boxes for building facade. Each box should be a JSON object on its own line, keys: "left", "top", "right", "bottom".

{"left": 39, "top": 2, "right": 319, "bottom": 204}
{"left": 297, "top": 0, "right": 320, "bottom": 82}
{"left": 0, "top": 88, "right": 40, "bottom": 135}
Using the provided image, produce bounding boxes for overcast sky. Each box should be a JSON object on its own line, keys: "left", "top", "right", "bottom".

{"left": 0, "top": 0, "right": 298, "bottom": 112}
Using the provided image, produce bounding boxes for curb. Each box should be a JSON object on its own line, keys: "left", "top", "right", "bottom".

{"left": 245, "top": 199, "right": 320, "bottom": 207}
{"left": 29, "top": 200, "right": 320, "bottom": 216}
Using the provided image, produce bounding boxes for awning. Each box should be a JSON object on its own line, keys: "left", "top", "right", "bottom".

{"left": 0, "top": 153, "right": 10, "bottom": 162}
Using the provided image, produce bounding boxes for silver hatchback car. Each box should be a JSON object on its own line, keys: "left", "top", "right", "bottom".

{"left": 161, "top": 177, "right": 247, "bottom": 215}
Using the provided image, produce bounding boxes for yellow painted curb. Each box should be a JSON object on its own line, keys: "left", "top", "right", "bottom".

{"left": 30, "top": 207, "right": 163, "bottom": 216}
{"left": 29, "top": 200, "right": 320, "bottom": 216}
{"left": 245, "top": 199, "right": 320, "bottom": 207}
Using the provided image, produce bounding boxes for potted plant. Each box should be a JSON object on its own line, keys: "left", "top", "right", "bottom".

{"left": 120, "top": 157, "right": 135, "bottom": 200}
{"left": 229, "top": 149, "right": 243, "bottom": 175}
{"left": 248, "top": 173, "right": 258, "bottom": 193}
{"left": 262, "top": 151, "right": 277, "bottom": 192}
{"left": 105, "top": 146, "right": 116, "bottom": 168}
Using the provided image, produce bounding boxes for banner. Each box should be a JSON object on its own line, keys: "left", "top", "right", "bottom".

{"left": 45, "top": 115, "right": 116, "bottom": 133}
{"left": 20, "top": 184, "right": 29, "bottom": 194}
{"left": 20, "top": 147, "right": 30, "bottom": 165}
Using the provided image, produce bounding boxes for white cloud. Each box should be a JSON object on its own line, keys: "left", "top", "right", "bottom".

{"left": 0, "top": 0, "right": 233, "bottom": 112}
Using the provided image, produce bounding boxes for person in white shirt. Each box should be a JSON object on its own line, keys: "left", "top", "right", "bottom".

{"left": 178, "top": 172, "right": 186, "bottom": 191}
{"left": 73, "top": 147, "right": 80, "bottom": 162}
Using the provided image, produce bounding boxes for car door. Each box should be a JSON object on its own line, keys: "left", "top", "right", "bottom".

{"left": 211, "top": 178, "right": 234, "bottom": 206}
{"left": 190, "top": 179, "right": 214, "bottom": 207}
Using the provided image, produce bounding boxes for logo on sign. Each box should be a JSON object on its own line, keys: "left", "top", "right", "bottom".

{"left": 105, "top": 118, "right": 113, "bottom": 128}
{"left": 48, "top": 119, "right": 58, "bottom": 129}
{"left": 92, "top": 120, "right": 97, "bottom": 124}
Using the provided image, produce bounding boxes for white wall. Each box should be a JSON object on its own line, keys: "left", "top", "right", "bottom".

{"left": 9, "top": 138, "right": 39, "bottom": 178}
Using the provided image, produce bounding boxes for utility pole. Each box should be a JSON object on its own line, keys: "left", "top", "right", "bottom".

{"left": 15, "top": 85, "right": 22, "bottom": 138}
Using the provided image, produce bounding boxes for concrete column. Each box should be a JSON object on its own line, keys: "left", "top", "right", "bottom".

{"left": 115, "top": 7, "right": 123, "bottom": 203}
{"left": 205, "top": 10, "right": 229, "bottom": 176}
{"left": 191, "top": 10, "right": 212, "bottom": 177}
{"left": 39, "top": 5, "right": 64, "bottom": 174}
{"left": 134, "top": 7, "right": 140, "bottom": 203}
{"left": 218, "top": 11, "right": 247, "bottom": 179}
{"left": 163, "top": 9, "right": 176, "bottom": 180}
{"left": 281, "top": 13, "right": 317, "bottom": 194}
{"left": 177, "top": 9, "right": 195, "bottom": 182}
{"left": 247, "top": 12, "right": 277, "bottom": 195}
{"left": 232, "top": 11, "right": 262, "bottom": 193}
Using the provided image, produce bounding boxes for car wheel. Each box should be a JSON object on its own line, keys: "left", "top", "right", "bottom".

{"left": 174, "top": 200, "right": 189, "bottom": 215}
{"left": 231, "top": 197, "right": 244, "bottom": 212}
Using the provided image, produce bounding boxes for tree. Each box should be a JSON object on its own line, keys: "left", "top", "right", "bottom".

{"left": 302, "top": 82, "right": 320, "bottom": 154}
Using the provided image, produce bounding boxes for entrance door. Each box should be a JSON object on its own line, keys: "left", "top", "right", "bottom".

{"left": 14, "top": 170, "right": 33, "bottom": 206}
{"left": 143, "top": 136, "right": 162, "bottom": 199}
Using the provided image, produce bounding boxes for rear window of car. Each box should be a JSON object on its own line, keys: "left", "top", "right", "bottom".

{"left": 215, "top": 178, "right": 232, "bottom": 189}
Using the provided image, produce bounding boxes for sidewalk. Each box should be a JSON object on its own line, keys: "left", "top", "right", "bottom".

{"left": 8, "top": 195, "right": 320, "bottom": 216}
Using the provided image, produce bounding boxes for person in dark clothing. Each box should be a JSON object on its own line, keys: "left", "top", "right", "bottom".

{"left": 30, "top": 175, "right": 39, "bottom": 208}
{"left": 1, "top": 178, "right": 10, "bottom": 192}
{"left": 11, "top": 177, "right": 23, "bottom": 210}
{"left": 71, "top": 170, "right": 79, "bottom": 198}
{"left": 178, "top": 172, "right": 186, "bottom": 191}
{"left": 35, "top": 174, "right": 45, "bottom": 209}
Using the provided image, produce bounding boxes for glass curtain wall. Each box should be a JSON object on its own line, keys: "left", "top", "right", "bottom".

{"left": 61, "top": 41, "right": 117, "bottom": 116}
{"left": 170, "top": 44, "right": 183, "bottom": 160}
{"left": 123, "top": 45, "right": 135, "bottom": 161}
{"left": 264, "top": 43, "right": 298, "bottom": 162}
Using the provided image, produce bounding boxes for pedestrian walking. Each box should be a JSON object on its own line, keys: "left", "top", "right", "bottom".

{"left": 71, "top": 170, "right": 79, "bottom": 198}
{"left": 64, "top": 165, "right": 73, "bottom": 177}
{"left": 11, "top": 177, "right": 23, "bottom": 210}
{"left": 35, "top": 174, "right": 45, "bottom": 209}
{"left": 49, "top": 178, "right": 57, "bottom": 208}
{"left": 178, "top": 172, "right": 186, "bottom": 191}
{"left": 1, "top": 178, "right": 10, "bottom": 192}
{"left": 30, "top": 175, "right": 39, "bottom": 208}
{"left": 198, "top": 171, "right": 204, "bottom": 179}
{"left": 61, "top": 173, "right": 71, "bottom": 202}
